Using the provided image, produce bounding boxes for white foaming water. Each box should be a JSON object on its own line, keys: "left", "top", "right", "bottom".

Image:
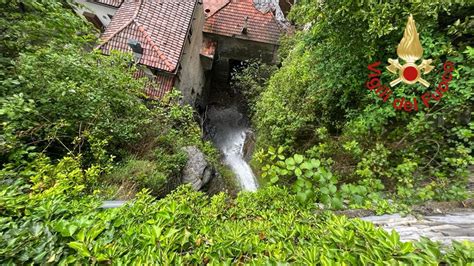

{"left": 207, "top": 105, "right": 258, "bottom": 191}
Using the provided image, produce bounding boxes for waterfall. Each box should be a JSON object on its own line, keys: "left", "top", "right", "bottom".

{"left": 207, "top": 105, "right": 258, "bottom": 191}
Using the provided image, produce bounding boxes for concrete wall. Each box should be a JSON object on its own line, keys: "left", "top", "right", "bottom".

{"left": 73, "top": 0, "right": 118, "bottom": 29}
{"left": 207, "top": 33, "right": 279, "bottom": 63}
{"left": 175, "top": 2, "right": 207, "bottom": 107}
{"left": 204, "top": 33, "right": 279, "bottom": 90}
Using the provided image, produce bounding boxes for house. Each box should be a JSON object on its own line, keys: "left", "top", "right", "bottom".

{"left": 202, "top": 0, "right": 286, "bottom": 88}
{"left": 73, "top": 0, "right": 288, "bottom": 104}
{"left": 96, "top": 0, "right": 206, "bottom": 105}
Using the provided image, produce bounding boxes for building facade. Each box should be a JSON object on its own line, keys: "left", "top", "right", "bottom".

{"left": 96, "top": 0, "right": 206, "bottom": 105}
{"left": 203, "top": 0, "right": 285, "bottom": 88}
{"left": 73, "top": 0, "right": 288, "bottom": 105}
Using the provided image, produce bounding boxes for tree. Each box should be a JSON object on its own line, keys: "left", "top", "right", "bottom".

{"left": 253, "top": 0, "right": 473, "bottom": 202}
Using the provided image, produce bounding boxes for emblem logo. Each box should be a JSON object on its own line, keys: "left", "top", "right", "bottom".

{"left": 365, "top": 15, "right": 455, "bottom": 113}
{"left": 386, "top": 15, "right": 434, "bottom": 87}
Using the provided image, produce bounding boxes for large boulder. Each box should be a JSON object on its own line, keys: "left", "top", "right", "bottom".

{"left": 181, "top": 146, "right": 214, "bottom": 190}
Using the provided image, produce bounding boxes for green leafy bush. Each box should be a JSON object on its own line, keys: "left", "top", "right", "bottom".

{"left": 1, "top": 48, "right": 152, "bottom": 166}
{"left": 105, "top": 156, "right": 186, "bottom": 197}
{"left": 256, "top": 146, "right": 339, "bottom": 205}
{"left": 231, "top": 60, "right": 277, "bottom": 117}
{"left": 1, "top": 166, "right": 473, "bottom": 264}
{"left": 255, "top": 146, "right": 406, "bottom": 213}
{"left": 252, "top": 0, "right": 473, "bottom": 203}
{"left": 0, "top": 1, "right": 95, "bottom": 65}
{"left": 0, "top": 0, "right": 222, "bottom": 198}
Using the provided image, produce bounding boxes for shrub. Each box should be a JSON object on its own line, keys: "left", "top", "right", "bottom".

{"left": 252, "top": 0, "right": 473, "bottom": 202}
{"left": 0, "top": 48, "right": 153, "bottom": 167}
{"left": 231, "top": 60, "right": 277, "bottom": 117}
{"left": 1, "top": 168, "right": 473, "bottom": 264}
{"left": 255, "top": 146, "right": 406, "bottom": 213}
{"left": 106, "top": 150, "right": 188, "bottom": 197}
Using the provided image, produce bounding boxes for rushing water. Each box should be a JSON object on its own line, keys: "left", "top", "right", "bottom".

{"left": 206, "top": 105, "right": 258, "bottom": 191}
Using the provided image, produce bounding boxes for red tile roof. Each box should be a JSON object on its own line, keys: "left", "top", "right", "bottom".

{"left": 134, "top": 70, "right": 175, "bottom": 99}
{"left": 203, "top": 0, "right": 229, "bottom": 17}
{"left": 203, "top": 0, "right": 282, "bottom": 45}
{"left": 94, "top": 0, "right": 123, "bottom": 8}
{"left": 98, "top": 0, "right": 197, "bottom": 72}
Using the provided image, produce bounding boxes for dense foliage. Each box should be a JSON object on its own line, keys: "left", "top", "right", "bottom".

{"left": 1, "top": 164, "right": 473, "bottom": 264}
{"left": 0, "top": 1, "right": 219, "bottom": 197}
{"left": 103, "top": 91, "right": 220, "bottom": 197}
{"left": 1, "top": 1, "right": 147, "bottom": 166}
{"left": 231, "top": 60, "right": 277, "bottom": 117}
{"left": 247, "top": 1, "right": 473, "bottom": 205}
{"left": 2, "top": 49, "right": 151, "bottom": 164}
{"left": 1, "top": 0, "right": 473, "bottom": 264}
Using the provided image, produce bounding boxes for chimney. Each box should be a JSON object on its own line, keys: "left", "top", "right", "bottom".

{"left": 127, "top": 39, "right": 143, "bottom": 63}
{"left": 241, "top": 16, "right": 248, "bottom": 34}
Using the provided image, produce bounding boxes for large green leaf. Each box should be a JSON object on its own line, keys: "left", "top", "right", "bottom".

{"left": 67, "top": 241, "right": 91, "bottom": 257}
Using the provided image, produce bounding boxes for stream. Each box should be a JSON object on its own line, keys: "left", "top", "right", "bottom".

{"left": 206, "top": 105, "right": 259, "bottom": 191}
{"left": 362, "top": 212, "right": 474, "bottom": 246}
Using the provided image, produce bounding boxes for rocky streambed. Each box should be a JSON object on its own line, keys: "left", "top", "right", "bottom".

{"left": 362, "top": 211, "right": 474, "bottom": 246}
{"left": 363, "top": 169, "right": 474, "bottom": 245}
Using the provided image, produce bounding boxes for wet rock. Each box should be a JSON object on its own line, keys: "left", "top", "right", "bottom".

{"left": 202, "top": 166, "right": 213, "bottom": 185}
{"left": 361, "top": 212, "right": 474, "bottom": 246}
{"left": 349, "top": 164, "right": 474, "bottom": 246}
{"left": 202, "top": 172, "right": 234, "bottom": 196}
{"left": 242, "top": 130, "right": 255, "bottom": 161}
{"left": 206, "top": 105, "right": 259, "bottom": 191}
{"left": 335, "top": 209, "right": 375, "bottom": 218}
{"left": 181, "top": 146, "right": 214, "bottom": 191}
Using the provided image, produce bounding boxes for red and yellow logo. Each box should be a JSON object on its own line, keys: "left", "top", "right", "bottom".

{"left": 366, "top": 15, "right": 454, "bottom": 112}
{"left": 386, "top": 15, "right": 434, "bottom": 87}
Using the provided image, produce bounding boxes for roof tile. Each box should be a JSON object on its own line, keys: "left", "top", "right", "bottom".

{"left": 203, "top": 0, "right": 282, "bottom": 45}
{"left": 99, "top": 0, "right": 197, "bottom": 72}
{"left": 134, "top": 70, "right": 175, "bottom": 99}
{"left": 94, "top": 0, "right": 123, "bottom": 8}
{"left": 203, "top": 0, "right": 229, "bottom": 17}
